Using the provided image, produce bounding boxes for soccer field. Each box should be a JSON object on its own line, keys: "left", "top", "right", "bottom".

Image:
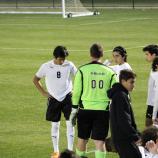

{"left": 0, "top": 9, "right": 158, "bottom": 158}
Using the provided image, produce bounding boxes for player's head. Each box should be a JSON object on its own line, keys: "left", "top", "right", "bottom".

{"left": 143, "top": 44, "right": 158, "bottom": 62}
{"left": 152, "top": 57, "right": 158, "bottom": 72}
{"left": 59, "top": 149, "right": 79, "bottom": 158}
{"left": 90, "top": 43, "right": 103, "bottom": 59}
{"left": 119, "top": 69, "right": 136, "bottom": 92}
{"left": 53, "top": 46, "right": 69, "bottom": 65}
{"left": 141, "top": 126, "right": 158, "bottom": 147}
{"left": 112, "top": 46, "right": 127, "bottom": 64}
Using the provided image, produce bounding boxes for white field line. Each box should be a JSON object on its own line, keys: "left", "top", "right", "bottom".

{"left": 106, "top": 45, "right": 145, "bottom": 52}
{"left": 0, "top": 47, "right": 51, "bottom": 51}
{"left": 0, "top": 17, "right": 153, "bottom": 27}
{"left": 79, "top": 17, "right": 153, "bottom": 26}
{"left": 0, "top": 45, "right": 147, "bottom": 52}
{"left": 0, "top": 23, "right": 67, "bottom": 27}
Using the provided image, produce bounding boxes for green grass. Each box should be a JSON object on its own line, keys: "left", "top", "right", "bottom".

{"left": 0, "top": 9, "right": 158, "bottom": 158}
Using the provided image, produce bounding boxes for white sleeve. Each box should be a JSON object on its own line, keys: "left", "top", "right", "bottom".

{"left": 138, "top": 146, "right": 145, "bottom": 158}
{"left": 150, "top": 154, "right": 158, "bottom": 158}
{"left": 70, "top": 62, "right": 77, "bottom": 76}
{"left": 152, "top": 90, "right": 158, "bottom": 119}
{"left": 35, "top": 64, "right": 46, "bottom": 78}
{"left": 147, "top": 74, "right": 155, "bottom": 105}
{"left": 123, "top": 62, "right": 132, "bottom": 70}
{"left": 128, "top": 64, "right": 132, "bottom": 70}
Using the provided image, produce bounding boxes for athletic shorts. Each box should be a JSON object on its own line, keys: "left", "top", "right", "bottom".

{"left": 146, "top": 105, "right": 158, "bottom": 119}
{"left": 146, "top": 105, "right": 153, "bottom": 119}
{"left": 77, "top": 109, "right": 109, "bottom": 141}
{"left": 46, "top": 93, "right": 72, "bottom": 122}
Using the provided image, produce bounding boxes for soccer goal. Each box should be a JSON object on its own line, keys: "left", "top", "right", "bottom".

{"left": 62, "top": 0, "right": 98, "bottom": 18}
{"left": 0, "top": 0, "right": 99, "bottom": 18}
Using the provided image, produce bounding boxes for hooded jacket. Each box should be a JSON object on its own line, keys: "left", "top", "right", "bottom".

{"left": 107, "top": 83, "right": 140, "bottom": 143}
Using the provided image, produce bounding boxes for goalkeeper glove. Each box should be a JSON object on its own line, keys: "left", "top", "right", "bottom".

{"left": 69, "top": 108, "right": 78, "bottom": 126}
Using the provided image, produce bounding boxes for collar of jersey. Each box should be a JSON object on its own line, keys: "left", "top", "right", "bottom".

{"left": 51, "top": 60, "right": 69, "bottom": 66}
{"left": 90, "top": 61, "right": 103, "bottom": 65}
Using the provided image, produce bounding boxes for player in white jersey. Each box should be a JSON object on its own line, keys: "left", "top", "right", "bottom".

{"left": 143, "top": 44, "right": 158, "bottom": 127}
{"left": 151, "top": 57, "right": 158, "bottom": 124}
{"left": 103, "top": 46, "right": 132, "bottom": 152}
{"left": 104, "top": 46, "right": 132, "bottom": 80}
{"left": 139, "top": 126, "right": 158, "bottom": 158}
{"left": 33, "top": 46, "right": 77, "bottom": 158}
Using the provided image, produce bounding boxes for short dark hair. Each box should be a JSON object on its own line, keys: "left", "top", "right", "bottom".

{"left": 152, "top": 57, "right": 158, "bottom": 71}
{"left": 59, "top": 149, "right": 79, "bottom": 158}
{"left": 141, "top": 126, "right": 158, "bottom": 147}
{"left": 90, "top": 43, "right": 103, "bottom": 58}
{"left": 53, "top": 46, "right": 69, "bottom": 58}
{"left": 119, "top": 69, "right": 136, "bottom": 83}
{"left": 113, "top": 46, "right": 127, "bottom": 62}
{"left": 143, "top": 44, "right": 158, "bottom": 56}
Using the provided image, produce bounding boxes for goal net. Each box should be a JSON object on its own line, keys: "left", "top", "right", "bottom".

{"left": 0, "top": 0, "right": 97, "bottom": 18}
{"left": 62, "top": 0, "right": 95, "bottom": 18}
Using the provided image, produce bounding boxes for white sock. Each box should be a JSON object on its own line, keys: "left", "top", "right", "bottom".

{"left": 51, "top": 122, "right": 60, "bottom": 152}
{"left": 66, "top": 120, "right": 75, "bottom": 150}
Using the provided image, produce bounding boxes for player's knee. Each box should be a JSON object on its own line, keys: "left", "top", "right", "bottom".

{"left": 51, "top": 122, "right": 60, "bottom": 136}
{"left": 66, "top": 121, "right": 75, "bottom": 135}
{"left": 94, "top": 140, "right": 105, "bottom": 151}
{"left": 145, "top": 118, "right": 153, "bottom": 127}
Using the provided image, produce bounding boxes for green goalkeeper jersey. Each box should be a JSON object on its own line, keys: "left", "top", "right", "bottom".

{"left": 72, "top": 61, "right": 117, "bottom": 111}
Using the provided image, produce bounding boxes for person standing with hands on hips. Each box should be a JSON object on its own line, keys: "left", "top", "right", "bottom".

{"left": 33, "top": 46, "right": 77, "bottom": 158}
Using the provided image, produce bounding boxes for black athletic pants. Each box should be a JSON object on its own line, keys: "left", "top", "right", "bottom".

{"left": 114, "top": 141, "right": 142, "bottom": 158}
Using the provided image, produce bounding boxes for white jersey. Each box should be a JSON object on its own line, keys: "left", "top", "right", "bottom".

{"left": 110, "top": 62, "right": 132, "bottom": 80}
{"left": 139, "top": 146, "right": 158, "bottom": 158}
{"left": 147, "top": 71, "right": 156, "bottom": 106}
{"left": 151, "top": 72, "right": 158, "bottom": 119}
{"left": 36, "top": 60, "right": 77, "bottom": 101}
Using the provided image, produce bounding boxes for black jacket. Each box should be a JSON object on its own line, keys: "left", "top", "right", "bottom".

{"left": 107, "top": 83, "right": 140, "bottom": 143}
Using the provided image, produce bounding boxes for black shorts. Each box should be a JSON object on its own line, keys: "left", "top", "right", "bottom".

{"left": 146, "top": 105, "right": 153, "bottom": 119}
{"left": 46, "top": 93, "right": 72, "bottom": 122}
{"left": 146, "top": 105, "right": 158, "bottom": 119}
{"left": 77, "top": 109, "right": 109, "bottom": 141}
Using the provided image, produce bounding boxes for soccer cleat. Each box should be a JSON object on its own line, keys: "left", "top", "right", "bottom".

{"left": 51, "top": 152, "right": 60, "bottom": 158}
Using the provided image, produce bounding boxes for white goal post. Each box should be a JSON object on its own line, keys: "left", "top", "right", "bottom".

{"left": 62, "top": 0, "right": 98, "bottom": 18}
{"left": 0, "top": 0, "right": 99, "bottom": 18}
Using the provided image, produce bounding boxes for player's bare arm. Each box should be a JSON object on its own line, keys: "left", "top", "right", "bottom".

{"left": 33, "top": 75, "right": 50, "bottom": 98}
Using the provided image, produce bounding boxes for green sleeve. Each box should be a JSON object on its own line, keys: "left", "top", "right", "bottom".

{"left": 72, "top": 70, "right": 82, "bottom": 108}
